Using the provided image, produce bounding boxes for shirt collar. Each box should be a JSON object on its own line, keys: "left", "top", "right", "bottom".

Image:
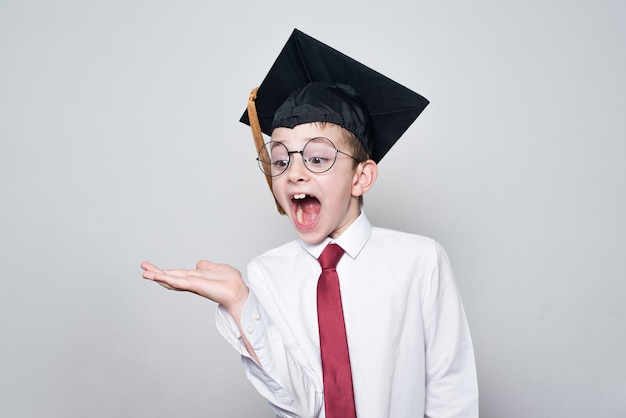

{"left": 300, "top": 211, "right": 372, "bottom": 260}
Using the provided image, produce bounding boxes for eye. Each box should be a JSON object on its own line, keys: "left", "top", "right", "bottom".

{"left": 273, "top": 159, "right": 289, "bottom": 168}
{"left": 308, "top": 156, "right": 327, "bottom": 166}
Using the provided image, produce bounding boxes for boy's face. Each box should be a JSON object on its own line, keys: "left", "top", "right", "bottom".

{"left": 270, "top": 123, "right": 364, "bottom": 244}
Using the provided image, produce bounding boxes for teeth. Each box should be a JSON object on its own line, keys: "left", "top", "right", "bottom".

{"left": 296, "top": 205, "right": 303, "bottom": 224}
{"left": 293, "top": 194, "right": 308, "bottom": 224}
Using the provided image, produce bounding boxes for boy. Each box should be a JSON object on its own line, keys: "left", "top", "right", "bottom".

{"left": 142, "top": 29, "right": 478, "bottom": 417}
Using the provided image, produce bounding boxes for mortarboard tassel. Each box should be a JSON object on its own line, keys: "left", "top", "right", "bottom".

{"left": 247, "top": 87, "right": 286, "bottom": 215}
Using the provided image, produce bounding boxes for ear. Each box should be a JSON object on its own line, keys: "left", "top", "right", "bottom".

{"left": 351, "top": 159, "right": 378, "bottom": 197}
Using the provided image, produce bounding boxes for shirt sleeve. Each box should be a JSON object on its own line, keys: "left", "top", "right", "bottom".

{"left": 421, "top": 242, "right": 479, "bottom": 418}
{"left": 215, "top": 290, "right": 323, "bottom": 418}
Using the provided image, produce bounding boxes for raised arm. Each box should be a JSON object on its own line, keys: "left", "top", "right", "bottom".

{"left": 142, "top": 260, "right": 324, "bottom": 416}
{"left": 140, "top": 260, "right": 259, "bottom": 364}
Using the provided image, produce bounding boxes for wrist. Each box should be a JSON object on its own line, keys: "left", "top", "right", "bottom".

{"left": 225, "top": 285, "right": 250, "bottom": 323}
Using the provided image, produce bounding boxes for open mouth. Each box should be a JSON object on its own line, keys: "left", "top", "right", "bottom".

{"left": 291, "top": 193, "right": 321, "bottom": 228}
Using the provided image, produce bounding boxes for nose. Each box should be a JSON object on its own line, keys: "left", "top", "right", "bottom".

{"left": 286, "top": 152, "right": 309, "bottom": 182}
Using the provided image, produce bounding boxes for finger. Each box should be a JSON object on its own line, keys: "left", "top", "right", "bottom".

{"left": 142, "top": 267, "right": 183, "bottom": 281}
{"left": 142, "top": 269, "right": 185, "bottom": 291}
{"left": 150, "top": 271, "right": 198, "bottom": 292}
{"left": 151, "top": 270, "right": 225, "bottom": 299}
{"left": 155, "top": 281, "right": 179, "bottom": 291}
{"left": 142, "top": 263, "right": 192, "bottom": 278}
{"left": 142, "top": 270, "right": 159, "bottom": 280}
{"left": 159, "top": 268, "right": 199, "bottom": 278}
{"left": 196, "top": 260, "right": 216, "bottom": 270}
{"left": 141, "top": 261, "right": 164, "bottom": 274}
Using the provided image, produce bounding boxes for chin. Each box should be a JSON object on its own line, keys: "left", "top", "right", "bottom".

{"left": 294, "top": 228, "right": 328, "bottom": 245}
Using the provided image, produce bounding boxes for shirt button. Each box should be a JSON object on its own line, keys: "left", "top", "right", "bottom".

{"left": 253, "top": 312, "right": 260, "bottom": 321}
{"left": 246, "top": 325, "right": 254, "bottom": 334}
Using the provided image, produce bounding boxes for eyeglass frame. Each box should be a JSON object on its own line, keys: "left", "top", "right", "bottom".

{"left": 256, "top": 137, "right": 361, "bottom": 177}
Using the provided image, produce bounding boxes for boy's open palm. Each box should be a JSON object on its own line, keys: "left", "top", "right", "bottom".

{"left": 140, "top": 261, "right": 249, "bottom": 311}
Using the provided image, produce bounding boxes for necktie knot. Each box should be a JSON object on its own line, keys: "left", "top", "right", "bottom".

{"left": 318, "top": 243, "right": 345, "bottom": 270}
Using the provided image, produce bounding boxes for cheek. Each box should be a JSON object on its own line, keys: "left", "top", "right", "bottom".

{"left": 271, "top": 178, "right": 284, "bottom": 197}
{"left": 327, "top": 178, "right": 352, "bottom": 205}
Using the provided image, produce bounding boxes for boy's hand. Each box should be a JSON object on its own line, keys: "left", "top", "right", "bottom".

{"left": 141, "top": 261, "right": 260, "bottom": 363}
{"left": 140, "top": 261, "right": 249, "bottom": 315}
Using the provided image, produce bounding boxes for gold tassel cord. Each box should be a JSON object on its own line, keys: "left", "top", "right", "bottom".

{"left": 247, "top": 88, "right": 286, "bottom": 214}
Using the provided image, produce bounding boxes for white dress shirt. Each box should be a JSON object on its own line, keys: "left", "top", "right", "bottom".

{"left": 216, "top": 213, "right": 478, "bottom": 417}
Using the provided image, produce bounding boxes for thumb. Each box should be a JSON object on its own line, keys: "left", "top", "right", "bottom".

{"left": 196, "top": 260, "right": 216, "bottom": 270}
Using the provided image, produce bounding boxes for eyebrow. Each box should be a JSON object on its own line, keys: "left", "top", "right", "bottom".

{"left": 272, "top": 136, "right": 335, "bottom": 145}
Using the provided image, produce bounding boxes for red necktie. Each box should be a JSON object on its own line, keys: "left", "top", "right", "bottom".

{"left": 317, "top": 243, "right": 357, "bottom": 418}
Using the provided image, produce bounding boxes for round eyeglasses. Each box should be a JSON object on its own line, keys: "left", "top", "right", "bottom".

{"left": 257, "top": 137, "right": 360, "bottom": 177}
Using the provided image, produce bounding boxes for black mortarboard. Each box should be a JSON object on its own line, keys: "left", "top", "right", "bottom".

{"left": 241, "top": 29, "right": 429, "bottom": 213}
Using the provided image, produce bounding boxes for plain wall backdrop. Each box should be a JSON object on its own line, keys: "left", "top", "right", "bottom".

{"left": 1, "top": 1, "right": 625, "bottom": 417}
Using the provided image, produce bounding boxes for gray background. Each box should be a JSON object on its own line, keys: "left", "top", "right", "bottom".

{"left": 1, "top": 0, "right": 625, "bottom": 417}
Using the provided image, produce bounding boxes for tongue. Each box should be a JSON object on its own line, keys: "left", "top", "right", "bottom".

{"left": 296, "top": 196, "right": 321, "bottom": 226}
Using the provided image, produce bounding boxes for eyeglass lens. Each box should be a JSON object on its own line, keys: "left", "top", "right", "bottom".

{"left": 257, "top": 137, "right": 339, "bottom": 176}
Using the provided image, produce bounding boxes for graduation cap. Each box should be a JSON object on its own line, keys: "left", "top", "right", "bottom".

{"left": 241, "top": 28, "right": 429, "bottom": 213}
